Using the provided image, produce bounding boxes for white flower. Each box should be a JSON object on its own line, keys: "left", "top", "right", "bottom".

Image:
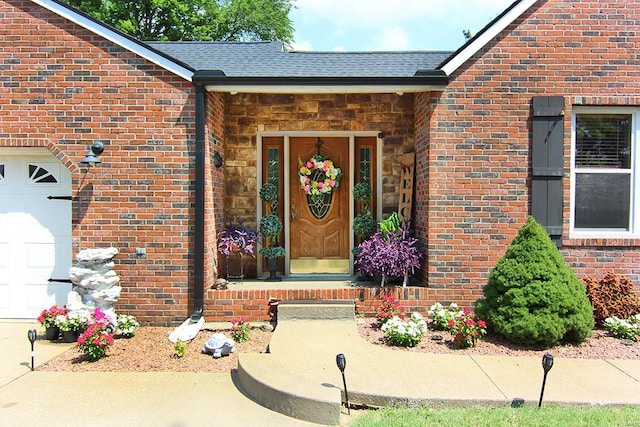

{"left": 54, "top": 314, "right": 67, "bottom": 327}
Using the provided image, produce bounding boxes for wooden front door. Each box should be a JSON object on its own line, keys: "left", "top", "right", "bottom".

{"left": 289, "top": 137, "right": 350, "bottom": 274}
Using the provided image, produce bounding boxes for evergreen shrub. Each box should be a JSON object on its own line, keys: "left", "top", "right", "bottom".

{"left": 475, "top": 216, "right": 594, "bottom": 348}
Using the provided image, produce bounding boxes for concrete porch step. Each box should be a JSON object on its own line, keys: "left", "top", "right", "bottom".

{"left": 237, "top": 353, "right": 341, "bottom": 426}
{"left": 276, "top": 300, "right": 355, "bottom": 321}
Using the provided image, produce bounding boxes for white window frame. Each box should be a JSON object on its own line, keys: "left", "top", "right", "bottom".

{"left": 570, "top": 106, "right": 639, "bottom": 238}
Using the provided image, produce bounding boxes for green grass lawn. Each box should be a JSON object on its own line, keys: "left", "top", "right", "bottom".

{"left": 350, "top": 405, "right": 640, "bottom": 427}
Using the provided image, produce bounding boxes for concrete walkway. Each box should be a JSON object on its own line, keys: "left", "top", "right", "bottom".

{"left": 0, "top": 321, "right": 322, "bottom": 427}
{"left": 1, "top": 319, "right": 640, "bottom": 426}
{"left": 267, "top": 320, "right": 640, "bottom": 408}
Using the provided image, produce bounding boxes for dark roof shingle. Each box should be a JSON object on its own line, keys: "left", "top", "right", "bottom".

{"left": 146, "top": 41, "right": 453, "bottom": 78}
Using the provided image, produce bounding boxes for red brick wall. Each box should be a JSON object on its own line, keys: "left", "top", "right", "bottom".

{"left": 1, "top": 0, "right": 198, "bottom": 325}
{"left": 205, "top": 286, "right": 439, "bottom": 322}
{"left": 206, "top": 92, "right": 226, "bottom": 289}
{"left": 415, "top": 0, "right": 640, "bottom": 305}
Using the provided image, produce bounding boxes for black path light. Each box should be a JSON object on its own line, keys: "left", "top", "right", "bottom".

{"left": 27, "top": 329, "right": 37, "bottom": 371}
{"left": 538, "top": 353, "right": 554, "bottom": 407}
{"left": 336, "top": 353, "right": 350, "bottom": 414}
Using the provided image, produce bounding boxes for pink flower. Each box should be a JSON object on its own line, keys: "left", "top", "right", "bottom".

{"left": 318, "top": 182, "right": 324, "bottom": 188}
{"left": 306, "top": 161, "right": 313, "bottom": 168}
{"left": 478, "top": 320, "right": 486, "bottom": 328}
{"left": 303, "top": 185, "right": 310, "bottom": 192}
{"left": 463, "top": 308, "right": 471, "bottom": 315}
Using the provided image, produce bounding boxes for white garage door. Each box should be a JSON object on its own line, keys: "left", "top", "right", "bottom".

{"left": 0, "top": 149, "right": 72, "bottom": 318}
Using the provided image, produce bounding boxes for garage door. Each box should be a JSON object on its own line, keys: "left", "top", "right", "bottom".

{"left": 0, "top": 149, "right": 72, "bottom": 318}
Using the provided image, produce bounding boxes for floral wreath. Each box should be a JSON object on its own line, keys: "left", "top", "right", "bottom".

{"left": 298, "top": 154, "right": 342, "bottom": 197}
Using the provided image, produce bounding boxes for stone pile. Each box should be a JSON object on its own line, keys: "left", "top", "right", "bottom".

{"left": 67, "top": 247, "right": 121, "bottom": 325}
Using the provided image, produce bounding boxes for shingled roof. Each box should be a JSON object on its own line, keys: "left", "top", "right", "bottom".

{"left": 146, "top": 41, "right": 453, "bottom": 78}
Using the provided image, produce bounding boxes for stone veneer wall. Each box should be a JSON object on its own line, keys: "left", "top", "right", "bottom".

{"left": 222, "top": 93, "right": 416, "bottom": 276}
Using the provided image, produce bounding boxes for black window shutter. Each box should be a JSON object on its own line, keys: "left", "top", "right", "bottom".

{"left": 531, "top": 96, "right": 565, "bottom": 247}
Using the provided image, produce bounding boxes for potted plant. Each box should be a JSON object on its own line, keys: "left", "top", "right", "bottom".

{"left": 37, "top": 304, "right": 67, "bottom": 340}
{"left": 353, "top": 181, "right": 373, "bottom": 213}
{"left": 217, "top": 222, "right": 258, "bottom": 279}
{"left": 259, "top": 214, "right": 285, "bottom": 281}
{"left": 352, "top": 182, "right": 375, "bottom": 280}
{"left": 56, "top": 311, "right": 87, "bottom": 343}
{"left": 259, "top": 182, "right": 285, "bottom": 281}
{"left": 355, "top": 212, "right": 423, "bottom": 287}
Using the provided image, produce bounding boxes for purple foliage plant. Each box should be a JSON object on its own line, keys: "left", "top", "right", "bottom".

{"left": 355, "top": 223, "right": 423, "bottom": 287}
{"left": 217, "top": 223, "right": 258, "bottom": 257}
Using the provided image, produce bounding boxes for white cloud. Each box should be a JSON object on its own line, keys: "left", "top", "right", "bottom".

{"left": 290, "top": 0, "right": 516, "bottom": 51}
{"left": 374, "top": 26, "right": 410, "bottom": 51}
{"left": 291, "top": 39, "right": 313, "bottom": 51}
{"left": 293, "top": 0, "right": 512, "bottom": 26}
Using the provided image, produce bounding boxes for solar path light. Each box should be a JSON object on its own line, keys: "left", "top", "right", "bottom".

{"left": 27, "top": 329, "right": 37, "bottom": 371}
{"left": 538, "top": 353, "right": 554, "bottom": 407}
{"left": 336, "top": 353, "right": 350, "bottom": 414}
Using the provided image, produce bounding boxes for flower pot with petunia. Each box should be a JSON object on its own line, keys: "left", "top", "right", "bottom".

{"left": 37, "top": 304, "right": 67, "bottom": 341}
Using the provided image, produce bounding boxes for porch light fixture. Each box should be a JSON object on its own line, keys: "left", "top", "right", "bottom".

{"left": 336, "top": 353, "right": 350, "bottom": 414}
{"left": 79, "top": 141, "right": 105, "bottom": 166}
{"left": 213, "top": 151, "right": 223, "bottom": 170}
{"left": 538, "top": 353, "right": 554, "bottom": 407}
{"left": 27, "top": 329, "right": 37, "bottom": 371}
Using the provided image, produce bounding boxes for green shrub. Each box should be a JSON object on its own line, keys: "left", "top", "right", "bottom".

{"left": 353, "top": 182, "right": 372, "bottom": 202}
{"left": 259, "top": 214, "right": 282, "bottom": 238}
{"left": 259, "top": 182, "right": 278, "bottom": 203}
{"left": 353, "top": 213, "right": 376, "bottom": 237}
{"left": 475, "top": 216, "right": 594, "bottom": 348}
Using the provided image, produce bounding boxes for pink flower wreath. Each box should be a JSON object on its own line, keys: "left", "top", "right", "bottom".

{"left": 298, "top": 154, "right": 342, "bottom": 197}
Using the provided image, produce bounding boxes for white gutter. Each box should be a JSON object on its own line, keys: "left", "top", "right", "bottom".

{"left": 441, "top": 0, "right": 538, "bottom": 76}
{"left": 31, "top": 0, "right": 194, "bottom": 82}
{"left": 204, "top": 84, "right": 447, "bottom": 94}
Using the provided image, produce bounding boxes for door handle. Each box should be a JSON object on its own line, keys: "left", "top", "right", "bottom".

{"left": 291, "top": 204, "right": 296, "bottom": 219}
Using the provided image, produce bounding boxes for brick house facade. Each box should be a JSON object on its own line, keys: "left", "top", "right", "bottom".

{"left": 2, "top": 0, "right": 639, "bottom": 324}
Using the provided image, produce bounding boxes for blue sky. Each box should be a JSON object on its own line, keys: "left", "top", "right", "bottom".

{"left": 290, "top": 0, "right": 516, "bottom": 52}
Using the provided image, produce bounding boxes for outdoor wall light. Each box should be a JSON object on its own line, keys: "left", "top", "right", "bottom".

{"left": 213, "top": 151, "right": 224, "bottom": 170}
{"left": 27, "top": 329, "right": 37, "bottom": 371}
{"left": 336, "top": 353, "right": 350, "bottom": 414}
{"left": 538, "top": 353, "right": 554, "bottom": 407}
{"left": 80, "top": 141, "right": 105, "bottom": 166}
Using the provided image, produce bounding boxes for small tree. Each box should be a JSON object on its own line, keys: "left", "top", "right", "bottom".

{"left": 475, "top": 216, "right": 594, "bottom": 348}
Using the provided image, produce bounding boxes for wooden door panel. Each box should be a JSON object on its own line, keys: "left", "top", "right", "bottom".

{"left": 290, "top": 137, "right": 349, "bottom": 273}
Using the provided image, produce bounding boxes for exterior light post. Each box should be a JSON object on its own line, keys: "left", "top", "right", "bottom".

{"left": 336, "top": 353, "right": 350, "bottom": 414}
{"left": 27, "top": 329, "right": 37, "bottom": 371}
{"left": 538, "top": 353, "right": 554, "bottom": 407}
